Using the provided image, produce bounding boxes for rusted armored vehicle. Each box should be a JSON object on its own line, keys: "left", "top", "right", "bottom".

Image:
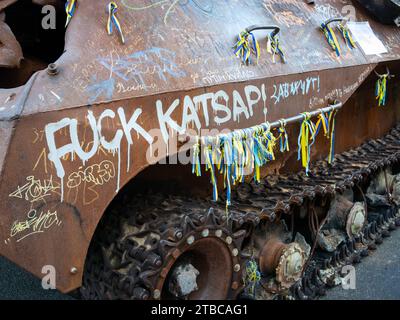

{"left": 1, "top": 0, "right": 400, "bottom": 300}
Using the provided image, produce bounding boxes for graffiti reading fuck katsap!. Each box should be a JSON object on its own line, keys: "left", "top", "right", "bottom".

{"left": 44, "top": 80, "right": 323, "bottom": 203}
{"left": 44, "top": 85, "right": 269, "bottom": 202}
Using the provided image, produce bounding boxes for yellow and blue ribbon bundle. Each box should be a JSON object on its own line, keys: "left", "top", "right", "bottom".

{"left": 312, "top": 111, "right": 329, "bottom": 139}
{"left": 107, "top": 2, "right": 125, "bottom": 44}
{"left": 252, "top": 124, "right": 276, "bottom": 183}
{"left": 192, "top": 123, "right": 276, "bottom": 208}
{"left": 376, "top": 74, "right": 389, "bottom": 107}
{"left": 231, "top": 131, "right": 248, "bottom": 185}
{"left": 193, "top": 108, "right": 339, "bottom": 207}
{"left": 65, "top": 0, "right": 77, "bottom": 28}
{"left": 204, "top": 137, "right": 219, "bottom": 202}
{"left": 298, "top": 113, "right": 316, "bottom": 175}
{"left": 221, "top": 137, "right": 234, "bottom": 207}
{"left": 327, "top": 109, "right": 337, "bottom": 164}
{"left": 312, "top": 110, "right": 337, "bottom": 164}
{"left": 337, "top": 23, "right": 356, "bottom": 50}
{"left": 233, "top": 30, "right": 260, "bottom": 65}
{"left": 192, "top": 136, "right": 201, "bottom": 177}
{"left": 321, "top": 22, "right": 341, "bottom": 57}
{"left": 244, "top": 260, "right": 261, "bottom": 297}
{"left": 277, "top": 120, "right": 290, "bottom": 153}
{"left": 267, "top": 34, "right": 286, "bottom": 63}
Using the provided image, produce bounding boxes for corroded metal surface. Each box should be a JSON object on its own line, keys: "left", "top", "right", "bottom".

{"left": 0, "top": 0, "right": 399, "bottom": 294}
{"left": 0, "top": 18, "right": 23, "bottom": 68}
{"left": 0, "top": 0, "right": 21, "bottom": 68}
{"left": 17, "top": 0, "right": 400, "bottom": 115}
{"left": 0, "top": 120, "right": 14, "bottom": 180}
{"left": 0, "top": 0, "right": 17, "bottom": 12}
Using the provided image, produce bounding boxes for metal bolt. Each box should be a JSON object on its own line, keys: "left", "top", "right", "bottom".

{"left": 187, "top": 236, "right": 195, "bottom": 245}
{"left": 70, "top": 267, "right": 78, "bottom": 275}
{"left": 174, "top": 230, "right": 183, "bottom": 240}
{"left": 47, "top": 63, "right": 59, "bottom": 76}
{"left": 215, "top": 230, "right": 223, "bottom": 238}
{"left": 234, "top": 264, "right": 241, "bottom": 272}
{"left": 202, "top": 229, "right": 209, "bottom": 237}
{"left": 153, "top": 289, "right": 161, "bottom": 299}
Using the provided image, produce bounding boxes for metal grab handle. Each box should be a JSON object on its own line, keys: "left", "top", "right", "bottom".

{"left": 323, "top": 17, "right": 346, "bottom": 26}
{"left": 245, "top": 25, "right": 281, "bottom": 37}
{"left": 374, "top": 67, "right": 395, "bottom": 78}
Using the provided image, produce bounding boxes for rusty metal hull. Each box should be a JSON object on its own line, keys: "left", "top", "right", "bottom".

{"left": 0, "top": 0, "right": 400, "bottom": 293}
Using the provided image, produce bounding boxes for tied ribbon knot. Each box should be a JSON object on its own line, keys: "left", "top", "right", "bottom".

{"left": 192, "top": 136, "right": 201, "bottom": 177}
{"left": 233, "top": 31, "right": 260, "bottom": 65}
{"left": 376, "top": 74, "right": 388, "bottom": 107}
{"left": 107, "top": 2, "right": 125, "bottom": 44}
{"left": 321, "top": 22, "right": 341, "bottom": 57}
{"left": 327, "top": 109, "right": 337, "bottom": 164}
{"left": 204, "top": 137, "right": 219, "bottom": 203}
{"left": 298, "top": 113, "right": 316, "bottom": 175}
{"left": 313, "top": 110, "right": 337, "bottom": 164}
{"left": 338, "top": 23, "right": 356, "bottom": 50}
{"left": 65, "top": 0, "right": 77, "bottom": 28}
{"left": 267, "top": 34, "right": 286, "bottom": 63}
{"left": 277, "top": 120, "right": 289, "bottom": 153}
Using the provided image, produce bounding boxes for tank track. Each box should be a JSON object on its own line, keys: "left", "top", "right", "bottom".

{"left": 81, "top": 124, "right": 400, "bottom": 300}
{"left": 80, "top": 193, "right": 257, "bottom": 300}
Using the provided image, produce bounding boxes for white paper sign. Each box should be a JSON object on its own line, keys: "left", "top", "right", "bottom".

{"left": 347, "top": 21, "right": 388, "bottom": 55}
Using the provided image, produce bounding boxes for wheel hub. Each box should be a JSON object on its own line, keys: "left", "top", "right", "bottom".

{"left": 346, "top": 202, "right": 366, "bottom": 237}
{"left": 157, "top": 227, "right": 244, "bottom": 300}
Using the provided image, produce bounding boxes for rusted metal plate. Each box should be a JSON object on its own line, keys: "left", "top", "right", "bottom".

{"left": 0, "top": 0, "right": 22, "bottom": 68}
{"left": 0, "top": 120, "right": 14, "bottom": 180}
{"left": 0, "top": 0, "right": 17, "bottom": 11}
{"left": 19, "top": 0, "right": 400, "bottom": 116}
{"left": 0, "top": 73, "right": 38, "bottom": 120}
{"left": 0, "top": 19, "right": 23, "bottom": 68}
{"left": 0, "top": 63, "right": 396, "bottom": 293}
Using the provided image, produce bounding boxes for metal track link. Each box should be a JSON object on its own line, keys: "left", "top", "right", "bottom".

{"left": 81, "top": 124, "right": 400, "bottom": 300}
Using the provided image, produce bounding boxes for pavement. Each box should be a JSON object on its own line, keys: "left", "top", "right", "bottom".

{"left": 0, "top": 256, "right": 72, "bottom": 300}
{"left": 321, "top": 227, "right": 400, "bottom": 300}
{"left": 0, "top": 228, "right": 399, "bottom": 300}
